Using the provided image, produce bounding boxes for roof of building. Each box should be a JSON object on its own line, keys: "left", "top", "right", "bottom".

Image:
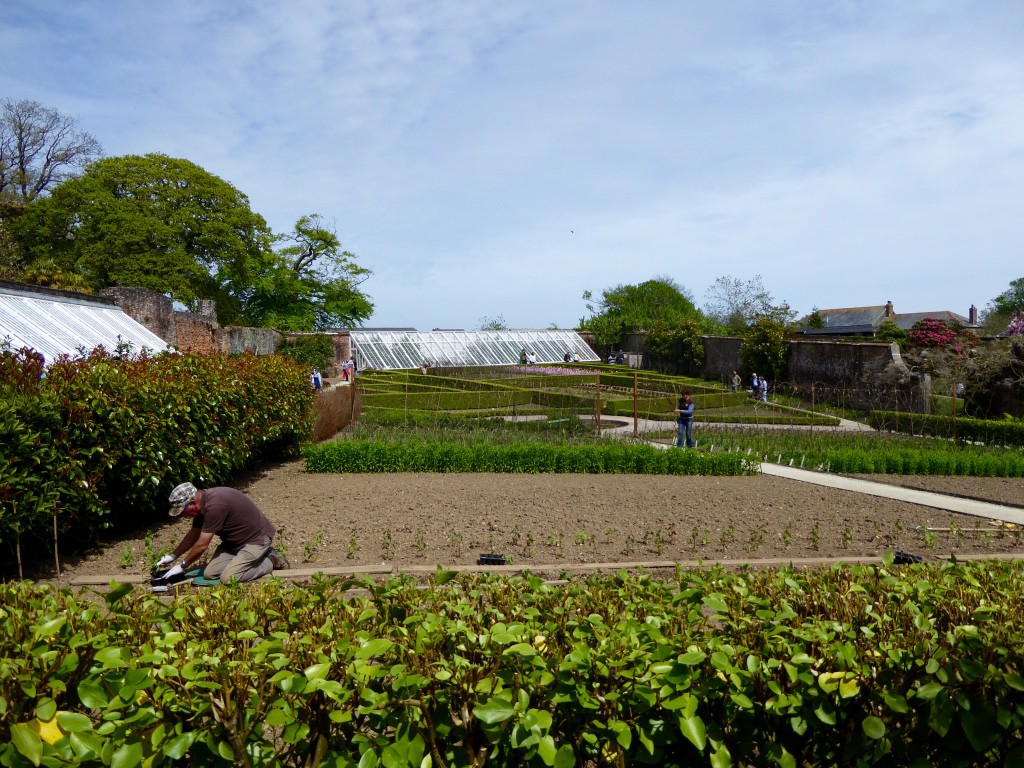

{"left": 0, "top": 281, "right": 170, "bottom": 364}
{"left": 889, "top": 310, "right": 973, "bottom": 331}
{"left": 350, "top": 328, "right": 599, "bottom": 370}
{"left": 801, "top": 302, "right": 978, "bottom": 336}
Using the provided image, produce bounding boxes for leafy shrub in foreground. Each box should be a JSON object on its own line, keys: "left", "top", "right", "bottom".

{"left": 3, "top": 560, "right": 1024, "bottom": 766}
{"left": 0, "top": 348, "right": 313, "bottom": 564}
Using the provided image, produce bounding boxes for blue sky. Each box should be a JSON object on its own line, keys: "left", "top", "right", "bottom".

{"left": 3, "top": 1, "right": 1022, "bottom": 330}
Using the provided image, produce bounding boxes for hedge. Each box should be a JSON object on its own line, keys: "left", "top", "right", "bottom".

{"left": 360, "top": 389, "right": 533, "bottom": 411}
{"left": 303, "top": 439, "right": 755, "bottom": 475}
{"left": 0, "top": 348, "right": 313, "bottom": 564}
{"left": 869, "top": 410, "right": 1024, "bottom": 448}
{"left": 3, "top": 560, "right": 1024, "bottom": 766}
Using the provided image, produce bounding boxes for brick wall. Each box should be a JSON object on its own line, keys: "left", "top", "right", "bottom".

{"left": 102, "top": 286, "right": 279, "bottom": 357}
{"left": 99, "top": 287, "right": 178, "bottom": 345}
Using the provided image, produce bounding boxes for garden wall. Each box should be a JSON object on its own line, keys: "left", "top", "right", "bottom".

{"left": 627, "top": 332, "right": 930, "bottom": 412}
{"left": 102, "top": 287, "right": 279, "bottom": 356}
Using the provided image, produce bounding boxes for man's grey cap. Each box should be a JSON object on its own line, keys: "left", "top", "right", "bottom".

{"left": 168, "top": 482, "right": 198, "bottom": 516}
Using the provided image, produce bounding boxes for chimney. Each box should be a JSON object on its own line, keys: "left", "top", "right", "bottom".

{"left": 969, "top": 304, "right": 977, "bottom": 325}
{"left": 885, "top": 300, "right": 893, "bottom": 318}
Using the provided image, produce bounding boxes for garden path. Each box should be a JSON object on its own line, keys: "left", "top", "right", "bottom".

{"left": 586, "top": 415, "right": 1024, "bottom": 526}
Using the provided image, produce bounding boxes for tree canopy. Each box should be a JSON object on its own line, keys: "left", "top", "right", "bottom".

{"left": 8, "top": 154, "right": 373, "bottom": 330}
{"left": 580, "top": 276, "right": 704, "bottom": 347}
{"left": 988, "top": 277, "right": 1024, "bottom": 318}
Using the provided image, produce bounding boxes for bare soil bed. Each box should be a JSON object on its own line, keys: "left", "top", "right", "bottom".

{"left": 35, "top": 461, "right": 1024, "bottom": 586}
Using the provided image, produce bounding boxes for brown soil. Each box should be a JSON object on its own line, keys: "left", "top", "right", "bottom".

{"left": 35, "top": 462, "right": 1024, "bottom": 586}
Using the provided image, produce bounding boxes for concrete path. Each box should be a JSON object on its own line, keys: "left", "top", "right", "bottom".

{"left": 758, "top": 462, "right": 1024, "bottom": 525}
{"left": 579, "top": 415, "right": 1024, "bottom": 526}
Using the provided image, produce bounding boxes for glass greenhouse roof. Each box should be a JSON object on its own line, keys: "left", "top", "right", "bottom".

{"left": 350, "top": 329, "right": 599, "bottom": 370}
{"left": 0, "top": 283, "right": 170, "bottom": 364}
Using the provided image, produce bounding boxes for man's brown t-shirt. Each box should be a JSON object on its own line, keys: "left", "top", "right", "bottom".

{"left": 192, "top": 487, "right": 276, "bottom": 548}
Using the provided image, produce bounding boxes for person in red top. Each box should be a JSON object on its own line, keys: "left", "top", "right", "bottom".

{"left": 155, "top": 482, "right": 289, "bottom": 583}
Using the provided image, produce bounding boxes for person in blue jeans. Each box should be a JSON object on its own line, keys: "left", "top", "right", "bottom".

{"left": 674, "top": 391, "right": 695, "bottom": 448}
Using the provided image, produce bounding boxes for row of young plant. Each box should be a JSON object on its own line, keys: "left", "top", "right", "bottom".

{"left": 870, "top": 410, "right": 1024, "bottom": 448}
{"left": 0, "top": 347, "right": 313, "bottom": 570}
{"left": 303, "top": 438, "right": 754, "bottom": 475}
{"left": 3, "top": 560, "right": 1024, "bottom": 767}
{"left": 696, "top": 429, "right": 1024, "bottom": 476}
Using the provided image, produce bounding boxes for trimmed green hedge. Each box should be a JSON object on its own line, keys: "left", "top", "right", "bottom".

{"left": 0, "top": 348, "right": 313, "bottom": 559}
{"left": 604, "top": 391, "right": 750, "bottom": 417}
{"left": 361, "top": 389, "right": 533, "bottom": 411}
{"left": 870, "top": 410, "right": 1024, "bottom": 448}
{"left": 303, "top": 439, "right": 755, "bottom": 475}
{"left": 3, "top": 560, "right": 1024, "bottom": 766}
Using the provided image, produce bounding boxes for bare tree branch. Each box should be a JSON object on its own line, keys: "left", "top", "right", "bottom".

{"left": 0, "top": 98, "right": 102, "bottom": 203}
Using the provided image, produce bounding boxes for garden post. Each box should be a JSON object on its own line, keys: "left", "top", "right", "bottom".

{"left": 633, "top": 370, "right": 638, "bottom": 436}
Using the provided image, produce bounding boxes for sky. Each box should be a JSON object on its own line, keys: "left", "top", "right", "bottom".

{"left": 3, "top": 1, "right": 1022, "bottom": 331}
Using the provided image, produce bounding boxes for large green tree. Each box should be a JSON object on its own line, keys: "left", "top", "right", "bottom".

{"left": 9, "top": 155, "right": 374, "bottom": 330}
{"left": 581, "top": 276, "right": 705, "bottom": 346}
{"left": 10, "top": 154, "right": 273, "bottom": 320}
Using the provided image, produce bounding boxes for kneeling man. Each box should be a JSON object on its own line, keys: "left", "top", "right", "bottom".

{"left": 156, "top": 482, "right": 289, "bottom": 583}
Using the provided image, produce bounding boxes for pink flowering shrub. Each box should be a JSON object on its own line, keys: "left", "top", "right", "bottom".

{"left": 908, "top": 318, "right": 957, "bottom": 348}
{"left": 907, "top": 318, "right": 978, "bottom": 354}
{"left": 1007, "top": 312, "right": 1024, "bottom": 336}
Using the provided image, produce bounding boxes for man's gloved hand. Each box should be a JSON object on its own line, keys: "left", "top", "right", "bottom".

{"left": 154, "top": 562, "right": 185, "bottom": 584}
{"left": 155, "top": 554, "right": 175, "bottom": 568}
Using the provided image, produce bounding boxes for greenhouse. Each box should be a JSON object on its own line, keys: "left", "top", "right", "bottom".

{"left": 350, "top": 329, "right": 599, "bottom": 370}
{"left": 0, "top": 282, "right": 170, "bottom": 364}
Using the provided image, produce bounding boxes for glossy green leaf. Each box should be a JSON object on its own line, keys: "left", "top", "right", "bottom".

{"left": 56, "top": 712, "right": 93, "bottom": 733}
{"left": 473, "top": 698, "right": 517, "bottom": 725}
{"left": 862, "top": 716, "right": 886, "bottom": 740}
{"left": 111, "top": 741, "right": 143, "bottom": 768}
{"left": 11, "top": 723, "right": 43, "bottom": 767}
{"left": 678, "top": 714, "right": 706, "bottom": 750}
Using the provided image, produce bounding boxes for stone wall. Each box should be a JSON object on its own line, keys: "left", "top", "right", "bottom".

{"left": 102, "top": 286, "right": 279, "bottom": 357}
{"left": 218, "top": 326, "right": 280, "bottom": 355}
{"left": 624, "top": 332, "right": 929, "bottom": 412}
{"left": 99, "top": 287, "right": 178, "bottom": 345}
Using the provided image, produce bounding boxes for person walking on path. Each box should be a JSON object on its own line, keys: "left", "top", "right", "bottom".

{"left": 154, "top": 482, "right": 289, "bottom": 584}
{"left": 759, "top": 376, "right": 769, "bottom": 403}
{"left": 674, "top": 391, "right": 695, "bottom": 448}
{"left": 730, "top": 371, "right": 741, "bottom": 393}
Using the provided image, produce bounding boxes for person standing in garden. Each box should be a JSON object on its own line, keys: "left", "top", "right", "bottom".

{"left": 759, "top": 376, "right": 769, "bottom": 403}
{"left": 731, "top": 371, "right": 741, "bottom": 392}
{"left": 674, "top": 391, "right": 695, "bottom": 448}
{"left": 154, "top": 482, "right": 289, "bottom": 583}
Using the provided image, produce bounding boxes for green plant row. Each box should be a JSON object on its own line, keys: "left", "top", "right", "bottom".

{"left": 870, "top": 410, "right": 1024, "bottom": 448}
{"left": 3, "top": 560, "right": 1024, "bottom": 767}
{"left": 603, "top": 391, "right": 751, "bottom": 417}
{"left": 698, "top": 429, "right": 1024, "bottom": 477}
{"left": 303, "top": 439, "right": 754, "bottom": 475}
{"left": 354, "top": 410, "right": 606, "bottom": 443}
{"left": 361, "top": 389, "right": 534, "bottom": 411}
{"left": 0, "top": 347, "right": 313, "bottom": 559}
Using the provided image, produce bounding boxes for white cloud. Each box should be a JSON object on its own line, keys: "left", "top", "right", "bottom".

{"left": 2, "top": 0, "right": 1022, "bottom": 328}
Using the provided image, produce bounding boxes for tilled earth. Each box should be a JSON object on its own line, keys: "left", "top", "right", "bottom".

{"left": 34, "top": 461, "right": 1024, "bottom": 585}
